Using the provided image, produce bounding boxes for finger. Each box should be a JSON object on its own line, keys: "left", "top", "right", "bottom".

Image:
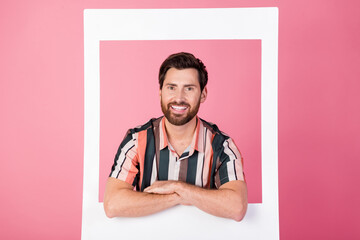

{"left": 143, "top": 187, "right": 153, "bottom": 192}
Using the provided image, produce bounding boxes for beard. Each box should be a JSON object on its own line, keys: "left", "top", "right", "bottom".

{"left": 161, "top": 99, "right": 200, "bottom": 126}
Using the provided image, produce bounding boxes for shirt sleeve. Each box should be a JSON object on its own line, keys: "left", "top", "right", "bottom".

{"left": 214, "top": 138, "right": 245, "bottom": 188}
{"left": 109, "top": 131, "right": 139, "bottom": 187}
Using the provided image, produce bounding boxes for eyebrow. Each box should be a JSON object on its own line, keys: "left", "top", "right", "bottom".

{"left": 164, "top": 83, "right": 198, "bottom": 87}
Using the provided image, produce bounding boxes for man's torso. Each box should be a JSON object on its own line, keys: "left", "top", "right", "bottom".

{"left": 109, "top": 116, "right": 245, "bottom": 191}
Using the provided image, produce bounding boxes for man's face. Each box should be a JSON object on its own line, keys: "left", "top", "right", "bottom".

{"left": 160, "top": 68, "right": 207, "bottom": 126}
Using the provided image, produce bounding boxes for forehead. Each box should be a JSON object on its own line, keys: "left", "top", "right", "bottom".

{"left": 164, "top": 68, "right": 200, "bottom": 86}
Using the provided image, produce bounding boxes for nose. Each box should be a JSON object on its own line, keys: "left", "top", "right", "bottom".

{"left": 174, "top": 88, "right": 186, "bottom": 102}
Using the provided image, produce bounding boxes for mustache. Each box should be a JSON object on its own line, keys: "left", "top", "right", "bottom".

{"left": 168, "top": 101, "right": 190, "bottom": 108}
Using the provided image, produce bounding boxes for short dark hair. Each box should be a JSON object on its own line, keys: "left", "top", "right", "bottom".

{"left": 158, "top": 52, "right": 208, "bottom": 91}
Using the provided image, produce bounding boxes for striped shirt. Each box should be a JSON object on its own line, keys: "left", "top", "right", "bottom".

{"left": 110, "top": 116, "right": 245, "bottom": 191}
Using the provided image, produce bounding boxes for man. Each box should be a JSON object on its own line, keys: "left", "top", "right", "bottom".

{"left": 104, "top": 52, "right": 247, "bottom": 221}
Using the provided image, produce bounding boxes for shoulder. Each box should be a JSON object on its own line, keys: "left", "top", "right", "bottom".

{"left": 199, "top": 118, "right": 242, "bottom": 162}
{"left": 129, "top": 117, "right": 162, "bottom": 134}
{"left": 200, "top": 118, "right": 230, "bottom": 140}
{"left": 199, "top": 118, "right": 233, "bottom": 150}
{"left": 119, "top": 116, "right": 163, "bottom": 147}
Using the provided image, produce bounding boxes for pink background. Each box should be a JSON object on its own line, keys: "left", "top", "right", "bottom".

{"left": 1, "top": 0, "right": 360, "bottom": 239}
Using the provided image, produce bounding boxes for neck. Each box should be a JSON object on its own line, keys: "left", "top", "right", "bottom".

{"left": 164, "top": 116, "right": 197, "bottom": 145}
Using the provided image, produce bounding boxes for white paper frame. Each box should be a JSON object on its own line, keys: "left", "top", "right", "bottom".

{"left": 83, "top": 8, "right": 279, "bottom": 240}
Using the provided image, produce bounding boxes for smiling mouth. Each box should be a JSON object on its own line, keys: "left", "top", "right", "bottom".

{"left": 171, "top": 105, "right": 188, "bottom": 110}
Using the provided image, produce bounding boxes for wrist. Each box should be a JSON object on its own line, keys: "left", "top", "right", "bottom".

{"left": 172, "top": 181, "right": 185, "bottom": 194}
{"left": 169, "top": 192, "right": 181, "bottom": 205}
{"left": 176, "top": 182, "right": 193, "bottom": 206}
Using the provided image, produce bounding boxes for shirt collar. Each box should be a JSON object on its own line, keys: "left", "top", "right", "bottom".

{"left": 159, "top": 116, "right": 204, "bottom": 154}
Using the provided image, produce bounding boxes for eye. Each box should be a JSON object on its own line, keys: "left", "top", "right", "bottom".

{"left": 186, "top": 87, "right": 193, "bottom": 91}
{"left": 167, "top": 86, "right": 175, "bottom": 90}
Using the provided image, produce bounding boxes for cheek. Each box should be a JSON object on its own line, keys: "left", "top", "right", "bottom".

{"left": 160, "top": 94, "right": 173, "bottom": 106}
{"left": 160, "top": 91, "right": 167, "bottom": 99}
{"left": 161, "top": 94, "right": 170, "bottom": 102}
{"left": 189, "top": 93, "right": 202, "bottom": 103}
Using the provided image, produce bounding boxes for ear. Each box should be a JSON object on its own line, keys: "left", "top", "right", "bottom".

{"left": 200, "top": 87, "right": 207, "bottom": 103}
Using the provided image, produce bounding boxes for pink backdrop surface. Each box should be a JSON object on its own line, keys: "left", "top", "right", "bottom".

{"left": 1, "top": 0, "right": 360, "bottom": 239}
{"left": 99, "top": 40, "right": 261, "bottom": 203}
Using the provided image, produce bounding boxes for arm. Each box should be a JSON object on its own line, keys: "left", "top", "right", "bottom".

{"left": 144, "top": 180, "right": 248, "bottom": 221}
{"left": 103, "top": 177, "right": 181, "bottom": 218}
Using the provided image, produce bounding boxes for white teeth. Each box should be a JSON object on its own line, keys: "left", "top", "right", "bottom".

{"left": 172, "top": 106, "right": 187, "bottom": 110}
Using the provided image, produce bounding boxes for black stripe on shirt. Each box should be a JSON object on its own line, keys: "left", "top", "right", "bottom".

{"left": 218, "top": 153, "right": 230, "bottom": 185}
{"left": 158, "top": 148, "right": 170, "bottom": 180}
{"left": 133, "top": 169, "right": 140, "bottom": 189}
{"left": 210, "top": 134, "right": 224, "bottom": 188}
{"left": 141, "top": 127, "right": 156, "bottom": 191}
{"left": 186, "top": 151, "right": 198, "bottom": 185}
{"left": 200, "top": 128, "right": 207, "bottom": 188}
